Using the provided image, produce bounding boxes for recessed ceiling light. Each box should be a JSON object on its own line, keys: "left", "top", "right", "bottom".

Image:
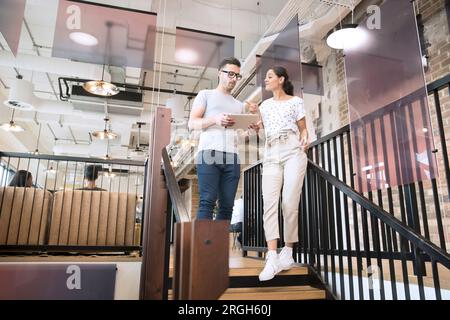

{"left": 175, "top": 48, "right": 199, "bottom": 64}
{"left": 69, "top": 32, "right": 99, "bottom": 47}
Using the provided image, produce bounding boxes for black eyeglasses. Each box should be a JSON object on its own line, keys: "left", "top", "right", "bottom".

{"left": 221, "top": 70, "right": 242, "bottom": 80}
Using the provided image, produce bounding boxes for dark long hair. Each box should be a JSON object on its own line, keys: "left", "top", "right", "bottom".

{"left": 8, "top": 170, "right": 33, "bottom": 187}
{"left": 270, "top": 66, "right": 294, "bottom": 95}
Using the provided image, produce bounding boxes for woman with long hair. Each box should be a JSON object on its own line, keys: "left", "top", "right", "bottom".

{"left": 255, "top": 66, "right": 309, "bottom": 281}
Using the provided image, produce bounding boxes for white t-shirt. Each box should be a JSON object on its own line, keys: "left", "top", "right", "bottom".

{"left": 259, "top": 96, "right": 305, "bottom": 137}
{"left": 193, "top": 89, "right": 244, "bottom": 154}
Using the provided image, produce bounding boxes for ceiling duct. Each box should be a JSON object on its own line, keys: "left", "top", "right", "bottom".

{"left": 2, "top": 78, "right": 143, "bottom": 129}
{"left": 70, "top": 85, "right": 143, "bottom": 117}
{"left": 3, "top": 78, "right": 34, "bottom": 110}
{"left": 0, "top": 51, "right": 110, "bottom": 81}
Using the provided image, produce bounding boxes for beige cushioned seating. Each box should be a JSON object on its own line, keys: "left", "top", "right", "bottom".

{"left": 0, "top": 187, "right": 52, "bottom": 245}
{"left": 48, "top": 190, "right": 137, "bottom": 246}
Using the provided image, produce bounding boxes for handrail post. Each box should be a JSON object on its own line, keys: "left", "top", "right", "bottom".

{"left": 139, "top": 107, "right": 171, "bottom": 300}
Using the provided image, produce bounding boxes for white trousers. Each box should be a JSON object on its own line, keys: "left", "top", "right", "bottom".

{"left": 262, "top": 132, "right": 308, "bottom": 243}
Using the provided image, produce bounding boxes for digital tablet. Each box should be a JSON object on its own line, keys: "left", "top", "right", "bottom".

{"left": 226, "top": 114, "right": 260, "bottom": 130}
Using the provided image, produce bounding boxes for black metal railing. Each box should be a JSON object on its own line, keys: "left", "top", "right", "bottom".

{"left": 302, "top": 160, "right": 450, "bottom": 300}
{"left": 307, "top": 74, "right": 450, "bottom": 254}
{"left": 0, "top": 152, "right": 145, "bottom": 254}
{"left": 242, "top": 74, "right": 450, "bottom": 299}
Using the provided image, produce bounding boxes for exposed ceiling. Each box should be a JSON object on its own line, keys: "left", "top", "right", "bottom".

{"left": 0, "top": 0, "right": 357, "bottom": 161}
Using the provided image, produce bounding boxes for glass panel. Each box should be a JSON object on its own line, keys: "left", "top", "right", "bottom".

{"left": 174, "top": 27, "right": 235, "bottom": 68}
{"left": 302, "top": 63, "right": 324, "bottom": 96}
{"left": 257, "top": 15, "right": 302, "bottom": 101}
{"left": 0, "top": 0, "right": 26, "bottom": 56}
{"left": 52, "top": 0, "right": 157, "bottom": 69}
{"left": 345, "top": 0, "right": 438, "bottom": 192}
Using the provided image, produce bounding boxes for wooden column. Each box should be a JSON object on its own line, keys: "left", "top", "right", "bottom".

{"left": 139, "top": 107, "right": 171, "bottom": 299}
{"left": 173, "top": 220, "right": 229, "bottom": 300}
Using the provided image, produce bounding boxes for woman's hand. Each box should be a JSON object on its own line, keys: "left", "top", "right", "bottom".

{"left": 245, "top": 101, "right": 259, "bottom": 114}
{"left": 247, "top": 120, "right": 262, "bottom": 134}
{"left": 300, "top": 134, "right": 309, "bottom": 151}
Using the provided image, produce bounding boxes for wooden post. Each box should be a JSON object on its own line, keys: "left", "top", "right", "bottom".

{"left": 139, "top": 107, "right": 171, "bottom": 299}
{"left": 173, "top": 220, "right": 229, "bottom": 300}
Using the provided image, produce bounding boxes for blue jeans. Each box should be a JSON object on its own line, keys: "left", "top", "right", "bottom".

{"left": 196, "top": 150, "right": 241, "bottom": 220}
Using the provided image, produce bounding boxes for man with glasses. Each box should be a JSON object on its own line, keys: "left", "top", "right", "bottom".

{"left": 188, "top": 57, "right": 248, "bottom": 221}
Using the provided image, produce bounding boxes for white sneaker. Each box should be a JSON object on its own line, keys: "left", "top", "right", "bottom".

{"left": 278, "top": 247, "right": 295, "bottom": 271}
{"left": 259, "top": 251, "right": 280, "bottom": 281}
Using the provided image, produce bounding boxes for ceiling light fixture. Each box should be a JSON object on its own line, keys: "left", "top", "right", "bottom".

{"left": 69, "top": 31, "right": 99, "bottom": 47}
{"left": 104, "top": 164, "right": 116, "bottom": 178}
{"left": 326, "top": 24, "right": 358, "bottom": 50}
{"left": 92, "top": 117, "right": 118, "bottom": 140}
{"left": 44, "top": 161, "right": 57, "bottom": 175}
{"left": 1, "top": 109, "right": 24, "bottom": 132}
{"left": 103, "top": 138, "right": 113, "bottom": 160}
{"left": 175, "top": 48, "right": 199, "bottom": 65}
{"left": 326, "top": 5, "right": 360, "bottom": 50}
{"left": 130, "top": 122, "right": 146, "bottom": 157}
{"left": 30, "top": 122, "right": 42, "bottom": 154}
{"left": 83, "top": 64, "right": 119, "bottom": 96}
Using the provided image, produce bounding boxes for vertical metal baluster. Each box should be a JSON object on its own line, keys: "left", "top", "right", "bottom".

{"left": 114, "top": 164, "right": 123, "bottom": 247}
{"left": 368, "top": 120, "right": 385, "bottom": 300}
{"left": 125, "top": 164, "right": 131, "bottom": 247}
{"left": 422, "top": 94, "right": 446, "bottom": 250}
{"left": 307, "top": 167, "right": 314, "bottom": 266}
{"left": 37, "top": 159, "right": 50, "bottom": 246}
{"left": 15, "top": 157, "right": 31, "bottom": 245}
{"left": 27, "top": 157, "right": 41, "bottom": 245}
{"left": 85, "top": 162, "right": 94, "bottom": 246}
{"left": 301, "top": 168, "right": 308, "bottom": 264}
{"left": 431, "top": 259, "right": 442, "bottom": 300}
{"left": 373, "top": 116, "right": 397, "bottom": 299}
{"left": 388, "top": 111, "right": 412, "bottom": 299}
{"left": 326, "top": 140, "right": 337, "bottom": 295}
{"left": 77, "top": 161, "right": 87, "bottom": 246}
{"left": 6, "top": 157, "right": 20, "bottom": 245}
{"left": 340, "top": 133, "right": 354, "bottom": 299}
{"left": 378, "top": 115, "right": 398, "bottom": 252}
{"left": 243, "top": 170, "right": 248, "bottom": 254}
{"left": 352, "top": 128, "right": 373, "bottom": 300}
{"left": 432, "top": 90, "right": 450, "bottom": 200}
{"left": 104, "top": 166, "right": 113, "bottom": 246}
{"left": 0, "top": 157, "right": 11, "bottom": 245}
{"left": 332, "top": 137, "right": 345, "bottom": 299}
{"left": 320, "top": 143, "right": 329, "bottom": 285}
{"left": 66, "top": 162, "right": 78, "bottom": 245}
{"left": 314, "top": 145, "right": 322, "bottom": 271}
{"left": 96, "top": 162, "right": 106, "bottom": 246}
{"left": 56, "top": 161, "right": 69, "bottom": 245}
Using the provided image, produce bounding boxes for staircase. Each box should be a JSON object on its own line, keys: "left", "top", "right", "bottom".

{"left": 220, "top": 264, "right": 327, "bottom": 300}
{"left": 168, "top": 257, "right": 329, "bottom": 300}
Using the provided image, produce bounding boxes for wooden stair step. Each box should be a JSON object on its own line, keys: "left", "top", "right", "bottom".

{"left": 219, "top": 285, "right": 326, "bottom": 300}
{"left": 168, "top": 286, "right": 326, "bottom": 300}
{"left": 229, "top": 265, "right": 308, "bottom": 277}
{"left": 168, "top": 264, "right": 309, "bottom": 278}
